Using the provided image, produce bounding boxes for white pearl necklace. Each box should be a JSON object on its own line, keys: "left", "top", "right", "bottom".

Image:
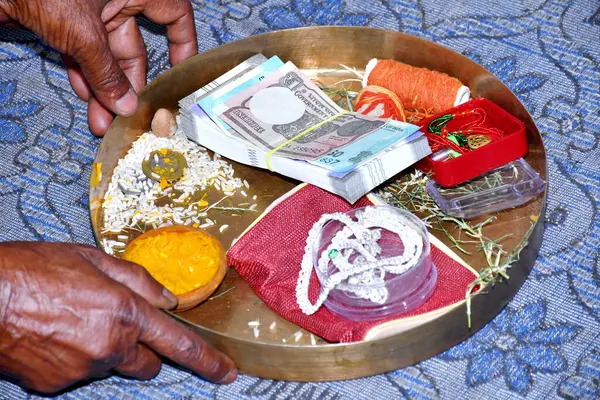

{"left": 296, "top": 207, "right": 424, "bottom": 315}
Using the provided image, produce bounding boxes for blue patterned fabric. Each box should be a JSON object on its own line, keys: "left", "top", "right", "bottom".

{"left": 0, "top": 0, "right": 599, "bottom": 398}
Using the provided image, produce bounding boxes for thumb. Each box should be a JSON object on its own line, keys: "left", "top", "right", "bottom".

{"left": 77, "top": 245, "right": 178, "bottom": 310}
{"left": 70, "top": 21, "right": 138, "bottom": 117}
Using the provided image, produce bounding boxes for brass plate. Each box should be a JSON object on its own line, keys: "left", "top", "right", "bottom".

{"left": 89, "top": 27, "right": 546, "bottom": 381}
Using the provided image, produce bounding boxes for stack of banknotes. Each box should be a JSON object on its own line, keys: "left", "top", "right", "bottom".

{"left": 178, "top": 54, "right": 431, "bottom": 203}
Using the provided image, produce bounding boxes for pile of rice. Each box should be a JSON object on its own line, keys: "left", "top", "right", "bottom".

{"left": 101, "top": 123, "right": 245, "bottom": 255}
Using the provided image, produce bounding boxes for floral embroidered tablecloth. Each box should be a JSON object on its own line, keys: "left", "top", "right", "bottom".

{"left": 1, "top": 0, "right": 599, "bottom": 399}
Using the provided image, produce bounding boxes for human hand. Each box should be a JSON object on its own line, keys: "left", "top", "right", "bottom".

{"left": 0, "top": 0, "right": 198, "bottom": 136}
{"left": 0, "top": 242, "right": 236, "bottom": 394}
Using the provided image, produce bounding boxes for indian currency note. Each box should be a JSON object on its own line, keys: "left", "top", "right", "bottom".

{"left": 179, "top": 53, "right": 267, "bottom": 113}
{"left": 214, "top": 62, "right": 420, "bottom": 171}
{"left": 196, "top": 56, "right": 284, "bottom": 135}
{"left": 309, "top": 117, "right": 421, "bottom": 174}
{"left": 213, "top": 62, "right": 342, "bottom": 150}
{"left": 268, "top": 111, "right": 418, "bottom": 167}
{"left": 179, "top": 54, "right": 268, "bottom": 143}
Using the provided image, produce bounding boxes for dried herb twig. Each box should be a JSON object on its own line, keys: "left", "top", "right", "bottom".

{"left": 208, "top": 286, "right": 235, "bottom": 301}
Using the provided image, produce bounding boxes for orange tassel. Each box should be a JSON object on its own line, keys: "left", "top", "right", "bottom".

{"left": 354, "top": 86, "right": 407, "bottom": 121}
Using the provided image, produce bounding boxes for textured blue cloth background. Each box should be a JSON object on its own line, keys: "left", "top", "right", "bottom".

{"left": 0, "top": 0, "right": 599, "bottom": 398}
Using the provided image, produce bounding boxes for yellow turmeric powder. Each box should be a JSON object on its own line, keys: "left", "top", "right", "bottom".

{"left": 123, "top": 229, "right": 225, "bottom": 295}
{"left": 159, "top": 177, "right": 169, "bottom": 189}
{"left": 90, "top": 162, "right": 102, "bottom": 187}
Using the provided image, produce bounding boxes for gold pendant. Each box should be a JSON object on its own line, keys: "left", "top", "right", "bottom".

{"left": 468, "top": 135, "right": 491, "bottom": 150}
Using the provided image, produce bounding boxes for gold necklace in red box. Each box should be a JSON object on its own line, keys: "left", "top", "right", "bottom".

{"left": 425, "top": 108, "right": 504, "bottom": 154}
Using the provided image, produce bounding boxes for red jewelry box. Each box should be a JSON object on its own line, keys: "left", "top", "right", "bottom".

{"left": 415, "top": 98, "right": 527, "bottom": 187}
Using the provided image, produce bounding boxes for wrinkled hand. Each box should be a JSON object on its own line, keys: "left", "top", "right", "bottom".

{"left": 0, "top": 242, "right": 236, "bottom": 394}
{"left": 0, "top": 0, "right": 198, "bottom": 136}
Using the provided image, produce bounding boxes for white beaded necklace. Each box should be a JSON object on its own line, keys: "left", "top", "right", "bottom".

{"left": 296, "top": 207, "right": 424, "bottom": 315}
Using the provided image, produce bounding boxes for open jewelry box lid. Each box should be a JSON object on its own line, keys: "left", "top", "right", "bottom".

{"left": 426, "top": 158, "right": 545, "bottom": 219}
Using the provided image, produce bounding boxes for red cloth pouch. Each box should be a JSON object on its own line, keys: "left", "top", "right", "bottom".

{"left": 227, "top": 185, "right": 478, "bottom": 343}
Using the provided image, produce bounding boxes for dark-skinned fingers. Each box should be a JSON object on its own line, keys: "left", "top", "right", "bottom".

{"left": 87, "top": 369, "right": 113, "bottom": 380}
{"left": 108, "top": 16, "right": 147, "bottom": 93}
{"left": 0, "top": 10, "right": 21, "bottom": 27}
{"left": 4, "top": 364, "right": 72, "bottom": 394}
{"left": 136, "top": 300, "right": 237, "bottom": 384}
{"left": 88, "top": 16, "right": 148, "bottom": 137}
{"left": 61, "top": 54, "right": 92, "bottom": 101}
{"left": 100, "top": 0, "right": 131, "bottom": 23}
{"left": 18, "top": 377, "right": 66, "bottom": 395}
{"left": 138, "top": 0, "right": 198, "bottom": 65}
{"left": 102, "top": 0, "right": 197, "bottom": 66}
{"left": 114, "top": 343, "right": 162, "bottom": 380}
{"left": 88, "top": 96, "right": 114, "bottom": 137}
{"left": 69, "top": 17, "right": 138, "bottom": 118}
{"left": 17, "top": 359, "right": 105, "bottom": 394}
{"left": 77, "top": 246, "right": 178, "bottom": 310}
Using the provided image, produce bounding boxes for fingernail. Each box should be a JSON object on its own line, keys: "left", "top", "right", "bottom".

{"left": 217, "top": 368, "right": 238, "bottom": 384}
{"left": 114, "top": 88, "right": 138, "bottom": 116}
{"left": 162, "top": 287, "right": 178, "bottom": 309}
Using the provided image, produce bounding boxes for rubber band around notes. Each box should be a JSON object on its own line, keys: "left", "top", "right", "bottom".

{"left": 265, "top": 111, "right": 348, "bottom": 171}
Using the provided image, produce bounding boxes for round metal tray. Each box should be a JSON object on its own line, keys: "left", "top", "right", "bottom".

{"left": 89, "top": 27, "right": 547, "bottom": 381}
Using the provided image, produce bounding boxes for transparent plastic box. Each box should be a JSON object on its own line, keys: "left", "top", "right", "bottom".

{"left": 426, "top": 158, "right": 545, "bottom": 220}
{"left": 312, "top": 206, "right": 437, "bottom": 322}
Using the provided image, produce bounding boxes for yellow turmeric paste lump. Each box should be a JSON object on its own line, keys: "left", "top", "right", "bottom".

{"left": 123, "top": 228, "right": 225, "bottom": 295}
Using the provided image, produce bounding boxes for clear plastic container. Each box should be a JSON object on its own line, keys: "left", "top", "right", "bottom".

{"left": 312, "top": 206, "right": 437, "bottom": 322}
{"left": 426, "top": 158, "right": 545, "bottom": 220}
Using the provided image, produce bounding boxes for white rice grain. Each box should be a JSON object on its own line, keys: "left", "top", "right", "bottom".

{"left": 294, "top": 331, "right": 303, "bottom": 342}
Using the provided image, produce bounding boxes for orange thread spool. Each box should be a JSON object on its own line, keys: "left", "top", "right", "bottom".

{"left": 365, "top": 59, "right": 469, "bottom": 114}
{"left": 354, "top": 86, "right": 407, "bottom": 122}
